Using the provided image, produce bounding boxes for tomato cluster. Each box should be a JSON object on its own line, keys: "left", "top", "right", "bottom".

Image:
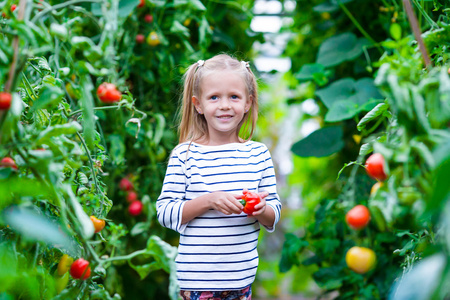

{"left": 119, "top": 177, "right": 143, "bottom": 216}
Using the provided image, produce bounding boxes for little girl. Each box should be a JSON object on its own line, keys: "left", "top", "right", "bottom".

{"left": 157, "top": 54, "right": 282, "bottom": 300}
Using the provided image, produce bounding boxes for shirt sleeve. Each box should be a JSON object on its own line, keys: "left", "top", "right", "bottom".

{"left": 156, "top": 147, "right": 188, "bottom": 233}
{"left": 258, "top": 145, "right": 282, "bottom": 232}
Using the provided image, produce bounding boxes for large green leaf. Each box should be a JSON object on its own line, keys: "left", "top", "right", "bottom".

{"left": 316, "top": 77, "right": 382, "bottom": 109}
{"left": 324, "top": 98, "right": 380, "bottom": 122}
{"left": 291, "top": 126, "right": 344, "bottom": 157}
{"left": 1, "top": 206, "right": 76, "bottom": 256}
{"left": 316, "top": 32, "right": 369, "bottom": 67}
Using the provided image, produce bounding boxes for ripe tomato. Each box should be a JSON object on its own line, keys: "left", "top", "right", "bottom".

{"left": 127, "top": 191, "right": 138, "bottom": 202}
{"left": 96, "top": 83, "right": 121, "bottom": 103}
{"left": 90, "top": 216, "right": 106, "bottom": 233}
{"left": 57, "top": 254, "right": 74, "bottom": 276}
{"left": 70, "top": 258, "right": 91, "bottom": 280}
{"left": 345, "top": 246, "right": 376, "bottom": 274}
{"left": 239, "top": 190, "right": 261, "bottom": 215}
{"left": 136, "top": 34, "right": 145, "bottom": 44}
{"left": 365, "top": 153, "right": 388, "bottom": 181}
{"left": 0, "top": 92, "right": 12, "bottom": 110}
{"left": 144, "top": 14, "right": 153, "bottom": 23}
{"left": 0, "top": 157, "right": 18, "bottom": 170}
{"left": 370, "top": 182, "right": 384, "bottom": 196}
{"left": 146, "top": 31, "right": 160, "bottom": 46}
{"left": 11, "top": 4, "right": 17, "bottom": 11}
{"left": 54, "top": 272, "right": 70, "bottom": 294}
{"left": 119, "top": 178, "right": 133, "bottom": 191}
{"left": 129, "top": 200, "right": 143, "bottom": 216}
{"left": 137, "top": 0, "right": 145, "bottom": 7}
{"left": 345, "top": 205, "right": 370, "bottom": 230}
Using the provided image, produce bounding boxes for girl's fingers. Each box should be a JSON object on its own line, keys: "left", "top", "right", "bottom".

{"left": 259, "top": 191, "right": 269, "bottom": 198}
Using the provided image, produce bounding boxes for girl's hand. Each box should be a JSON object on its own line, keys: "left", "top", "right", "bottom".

{"left": 208, "top": 191, "right": 244, "bottom": 215}
{"left": 249, "top": 191, "right": 269, "bottom": 216}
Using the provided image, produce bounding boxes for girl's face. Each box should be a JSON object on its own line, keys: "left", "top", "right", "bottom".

{"left": 192, "top": 70, "right": 252, "bottom": 145}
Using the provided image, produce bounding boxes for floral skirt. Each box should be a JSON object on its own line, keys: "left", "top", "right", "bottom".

{"left": 180, "top": 285, "right": 252, "bottom": 300}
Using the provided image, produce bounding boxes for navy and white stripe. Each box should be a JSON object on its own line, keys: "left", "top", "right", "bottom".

{"left": 157, "top": 141, "right": 282, "bottom": 291}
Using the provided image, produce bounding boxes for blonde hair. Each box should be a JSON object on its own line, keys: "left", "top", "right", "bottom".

{"left": 178, "top": 54, "right": 258, "bottom": 144}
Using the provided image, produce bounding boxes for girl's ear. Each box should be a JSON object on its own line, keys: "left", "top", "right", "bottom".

{"left": 245, "top": 95, "right": 253, "bottom": 112}
{"left": 192, "top": 96, "right": 202, "bottom": 114}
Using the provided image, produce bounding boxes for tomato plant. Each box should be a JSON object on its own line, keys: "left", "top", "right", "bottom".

{"left": 0, "top": 92, "right": 12, "bottom": 110}
{"left": 346, "top": 205, "right": 370, "bottom": 230}
{"left": 239, "top": 190, "right": 261, "bottom": 215}
{"left": 345, "top": 246, "right": 376, "bottom": 274}
{"left": 70, "top": 258, "right": 91, "bottom": 280}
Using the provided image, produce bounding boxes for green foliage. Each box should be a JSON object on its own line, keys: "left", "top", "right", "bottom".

{"left": 1, "top": 0, "right": 260, "bottom": 299}
{"left": 282, "top": 0, "right": 450, "bottom": 298}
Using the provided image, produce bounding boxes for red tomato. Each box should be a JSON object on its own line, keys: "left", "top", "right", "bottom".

{"left": 90, "top": 216, "right": 106, "bottom": 233}
{"left": 136, "top": 34, "right": 145, "bottom": 44}
{"left": 0, "top": 92, "right": 12, "bottom": 110}
{"left": 129, "top": 201, "right": 143, "bottom": 216}
{"left": 0, "top": 157, "right": 17, "bottom": 170}
{"left": 346, "top": 205, "right": 370, "bottom": 230}
{"left": 70, "top": 258, "right": 91, "bottom": 280}
{"left": 119, "top": 178, "right": 133, "bottom": 191}
{"left": 11, "top": 4, "right": 17, "bottom": 11}
{"left": 127, "top": 191, "right": 138, "bottom": 202}
{"left": 365, "top": 153, "right": 388, "bottom": 181}
{"left": 144, "top": 14, "right": 153, "bottom": 23}
{"left": 137, "top": 0, "right": 145, "bottom": 7}
{"left": 96, "top": 83, "right": 121, "bottom": 103}
{"left": 240, "top": 190, "right": 261, "bottom": 215}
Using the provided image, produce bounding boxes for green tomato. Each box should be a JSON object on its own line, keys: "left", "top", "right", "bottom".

{"left": 54, "top": 272, "right": 70, "bottom": 294}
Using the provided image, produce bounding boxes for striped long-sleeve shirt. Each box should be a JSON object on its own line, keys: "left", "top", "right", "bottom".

{"left": 156, "top": 140, "right": 282, "bottom": 291}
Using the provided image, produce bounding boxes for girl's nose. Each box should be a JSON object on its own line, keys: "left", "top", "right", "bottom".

{"left": 219, "top": 98, "right": 231, "bottom": 109}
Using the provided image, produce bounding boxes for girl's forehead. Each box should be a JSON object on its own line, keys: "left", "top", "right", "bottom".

{"left": 200, "top": 70, "right": 246, "bottom": 85}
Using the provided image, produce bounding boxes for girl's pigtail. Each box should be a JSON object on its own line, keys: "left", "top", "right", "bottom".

{"left": 179, "top": 62, "right": 200, "bottom": 143}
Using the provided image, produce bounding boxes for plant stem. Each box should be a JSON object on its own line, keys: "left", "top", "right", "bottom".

{"left": 76, "top": 132, "right": 103, "bottom": 208}
{"left": 337, "top": 1, "right": 383, "bottom": 54}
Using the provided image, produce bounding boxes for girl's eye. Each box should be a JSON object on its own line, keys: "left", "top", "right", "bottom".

{"left": 210, "top": 95, "right": 218, "bottom": 100}
{"left": 231, "top": 95, "right": 238, "bottom": 100}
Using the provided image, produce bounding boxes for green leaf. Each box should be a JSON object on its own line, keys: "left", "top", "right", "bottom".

{"left": 357, "top": 103, "right": 389, "bottom": 131}
{"left": 108, "top": 134, "right": 126, "bottom": 165}
{"left": 316, "top": 77, "right": 382, "bottom": 109}
{"left": 296, "top": 63, "right": 330, "bottom": 86}
{"left": 389, "top": 253, "right": 446, "bottom": 300}
{"left": 324, "top": 98, "right": 380, "bottom": 122}
{"left": 312, "top": 266, "right": 344, "bottom": 289}
{"left": 316, "top": 32, "right": 369, "bottom": 67}
{"left": 170, "top": 20, "right": 190, "bottom": 38}
{"left": 30, "top": 84, "right": 64, "bottom": 112}
{"left": 36, "top": 122, "right": 82, "bottom": 144}
{"left": 1, "top": 206, "right": 76, "bottom": 256}
{"left": 64, "top": 185, "right": 95, "bottom": 240}
{"left": 50, "top": 23, "right": 68, "bottom": 42}
{"left": 279, "top": 233, "right": 308, "bottom": 273}
{"left": 80, "top": 75, "right": 96, "bottom": 150}
{"left": 291, "top": 126, "right": 344, "bottom": 157}
{"left": 118, "top": 0, "right": 140, "bottom": 18}
{"left": 153, "top": 113, "right": 165, "bottom": 145}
